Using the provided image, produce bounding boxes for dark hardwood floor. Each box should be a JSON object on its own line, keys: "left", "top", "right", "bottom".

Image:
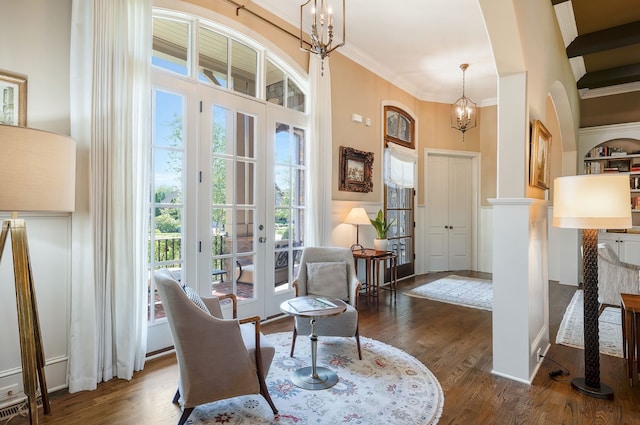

{"left": 11, "top": 271, "right": 640, "bottom": 424}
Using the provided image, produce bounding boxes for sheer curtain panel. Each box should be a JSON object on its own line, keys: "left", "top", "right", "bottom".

{"left": 69, "top": 0, "right": 151, "bottom": 392}
{"left": 306, "top": 54, "right": 333, "bottom": 246}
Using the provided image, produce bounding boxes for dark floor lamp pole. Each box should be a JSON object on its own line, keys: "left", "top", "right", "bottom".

{"left": 553, "top": 174, "right": 631, "bottom": 399}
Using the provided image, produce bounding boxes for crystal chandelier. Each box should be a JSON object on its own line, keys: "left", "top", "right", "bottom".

{"left": 451, "top": 64, "right": 477, "bottom": 140}
{"left": 300, "top": 0, "right": 345, "bottom": 68}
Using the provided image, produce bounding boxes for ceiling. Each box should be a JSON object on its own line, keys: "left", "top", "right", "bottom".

{"left": 251, "top": 0, "right": 640, "bottom": 105}
{"left": 553, "top": 0, "right": 640, "bottom": 98}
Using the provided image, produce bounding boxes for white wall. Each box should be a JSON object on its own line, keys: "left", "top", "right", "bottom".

{"left": 0, "top": 0, "right": 73, "bottom": 404}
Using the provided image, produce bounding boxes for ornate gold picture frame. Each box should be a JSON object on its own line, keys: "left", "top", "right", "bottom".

{"left": 339, "top": 146, "right": 374, "bottom": 193}
{"left": 530, "top": 120, "right": 552, "bottom": 190}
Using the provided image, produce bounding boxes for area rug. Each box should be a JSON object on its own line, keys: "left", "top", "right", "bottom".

{"left": 189, "top": 332, "right": 444, "bottom": 425}
{"left": 556, "top": 289, "right": 623, "bottom": 358}
{"left": 403, "top": 274, "right": 492, "bottom": 311}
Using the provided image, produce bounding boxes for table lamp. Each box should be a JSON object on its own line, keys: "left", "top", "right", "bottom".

{"left": 344, "top": 207, "right": 370, "bottom": 251}
{"left": 0, "top": 124, "right": 76, "bottom": 424}
{"left": 552, "top": 173, "right": 631, "bottom": 399}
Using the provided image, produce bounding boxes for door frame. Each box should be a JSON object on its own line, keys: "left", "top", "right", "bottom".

{"left": 424, "top": 148, "right": 480, "bottom": 271}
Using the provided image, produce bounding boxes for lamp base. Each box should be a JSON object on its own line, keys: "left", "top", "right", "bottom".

{"left": 350, "top": 243, "right": 364, "bottom": 251}
{"left": 571, "top": 377, "right": 614, "bottom": 399}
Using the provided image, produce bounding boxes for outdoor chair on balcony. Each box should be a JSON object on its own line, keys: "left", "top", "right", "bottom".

{"left": 154, "top": 269, "right": 277, "bottom": 425}
{"left": 289, "top": 246, "right": 363, "bottom": 359}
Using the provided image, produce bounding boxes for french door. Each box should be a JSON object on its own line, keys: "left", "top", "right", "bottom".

{"left": 148, "top": 81, "right": 307, "bottom": 351}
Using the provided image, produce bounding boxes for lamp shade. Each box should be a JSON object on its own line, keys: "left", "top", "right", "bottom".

{"left": 0, "top": 124, "right": 76, "bottom": 212}
{"left": 344, "top": 207, "right": 371, "bottom": 225}
{"left": 552, "top": 174, "right": 631, "bottom": 229}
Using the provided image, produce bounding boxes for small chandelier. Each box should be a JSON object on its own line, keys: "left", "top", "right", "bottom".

{"left": 300, "top": 0, "right": 346, "bottom": 70}
{"left": 451, "top": 64, "right": 477, "bottom": 140}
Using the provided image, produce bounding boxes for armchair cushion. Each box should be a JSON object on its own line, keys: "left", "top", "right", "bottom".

{"left": 306, "top": 261, "right": 348, "bottom": 300}
{"left": 182, "top": 285, "right": 211, "bottom": 315}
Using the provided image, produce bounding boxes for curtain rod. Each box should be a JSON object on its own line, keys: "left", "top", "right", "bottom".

{"left": 221, "top": 0, "right": 312, "bottom": 48}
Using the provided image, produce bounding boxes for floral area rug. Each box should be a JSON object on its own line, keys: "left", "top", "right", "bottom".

{"left": 403, "top": 275, "right": 492, "bottom": 311}
{"left": 189, "top": 332, "right": 444, "bottom": 424}
{"left": 556, "top": 289, "right": 623, "bottom": 358}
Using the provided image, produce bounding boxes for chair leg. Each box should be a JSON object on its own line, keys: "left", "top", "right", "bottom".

{"left": 172, "top": 389, "right": 180, "bottom": 404}
{"left": 290, "top": 327, "right": 298, "bottom": 357}
{"left": 355, "top": 327, "right": 362, "bottom": 360}
{"left": 258, "top": 373, "right": 278, "bottom": 415}
{"left": 177, "top": 407, "right": 194, "bottom": 425}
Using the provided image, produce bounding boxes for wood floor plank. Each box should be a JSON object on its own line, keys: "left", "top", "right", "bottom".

{"left": 9, "top": 271, "right": 640, "bottom": 424}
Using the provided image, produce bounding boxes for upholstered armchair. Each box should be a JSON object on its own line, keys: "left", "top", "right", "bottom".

{"left": 154, "top": 269, "right": 277, "bottom": 425}
{"left": 597, "top": 243, "right": 640, "bottom": 311}
{"left": 289, "top": 247, "right": 362, "bottom": 359}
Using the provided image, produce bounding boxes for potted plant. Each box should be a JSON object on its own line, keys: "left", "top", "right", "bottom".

{"left": 370, "top": 209, "right": 395, "bottom": 251}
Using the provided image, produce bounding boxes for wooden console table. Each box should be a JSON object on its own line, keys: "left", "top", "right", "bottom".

{"left": 621, "top": 293, "right": 640, "bottom": 386}
{"left": 352, "top": 249, "right": 398, "bottom": 300}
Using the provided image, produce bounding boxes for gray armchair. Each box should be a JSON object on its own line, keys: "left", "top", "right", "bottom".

{"left": 597, "top": 243, "right": 640, "bottom": 311}
{"left": 154, "top": 269, "right": 277, "bottom": 425}
{"left": 289, "top": 247, "right": 362, "bottom": 359}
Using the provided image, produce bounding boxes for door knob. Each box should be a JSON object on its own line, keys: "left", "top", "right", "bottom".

{"left": 258, "top": 236, "right": 266, "bottom": 243}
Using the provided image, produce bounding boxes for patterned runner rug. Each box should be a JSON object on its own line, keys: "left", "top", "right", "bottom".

{"left": 189, "top": 332, "right": 444, "bottom": 424}
{"left": 403, "top": 274, "right": 492, "bottom": 311}
{"left": 556, "top": 289, "right": 623, "bottom": 358}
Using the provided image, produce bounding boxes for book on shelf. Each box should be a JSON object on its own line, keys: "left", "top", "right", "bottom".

{"left": 603, "top": 167, "right": 619, "bottom": 173}
{"left": 287, "top": 297, "right": 338, "bottom": 313}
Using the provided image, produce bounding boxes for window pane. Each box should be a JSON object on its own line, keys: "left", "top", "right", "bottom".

{"left": 292, "top": 209, "right": 304, "bottom": 245}
{"left": 152, "top": 17, "right": 189, "bottom": 76}
{"left": 275, "top": 165, "right": 290, "bottom": 207}
{"left": 236, "top": 161, "right": 254, "bottom": 205}
{"left": 293, "top": 169, "right": 305, "bottom": 206}
{"left": 231, "top": 40, "right": 257, "bottom": 96}
{"left": 199, "top": 26, "right": 228, "bottom": 87}
{"left": 275, "top": 208, "right": 290, "bottom": 242}
{"left": 287, "top": 79, "right": 305, "bottom": 112}
{"left": 293, "top": 127, "right": 305, "bottom": 166}
{"left": 266, "top": 60, "right": 285, "bottom": 106}
{"left": 275, "top": 123, "right": 291, "bottom": 164}
{"left": 212, "top": 157, "right": 233, "bottom": 204}
{"left": 236, "top": 113, "right": 255, "bottom": 158}
{"left": 155, "top": 91, "right": 184, "bottom": 148}
{"left": 212, "top": 105, "right": 231, "bottom": 155}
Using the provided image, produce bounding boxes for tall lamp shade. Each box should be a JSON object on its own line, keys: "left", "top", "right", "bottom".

{"left": 553, "top": 174, "right": 631, "bottom": 399}
{"left": 344, "top": 207, "right": 370, "bottom": 251}
{"left": 0, "top": 124, "right": 76, "bottom": 424}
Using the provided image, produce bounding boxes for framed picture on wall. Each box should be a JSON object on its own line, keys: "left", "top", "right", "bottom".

{"left": 0, "top": 70, "right": 27, "bottom": 127}
{"left": 339, "top": 146, "right": 374, "bottom": 192}
{"left": 529, "top": 119, "right": 552, "bottom": 190}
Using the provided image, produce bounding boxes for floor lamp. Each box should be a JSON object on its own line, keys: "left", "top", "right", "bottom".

{"left": 552, "top": 174, "right": 631, "bottom": 399}
{"left": 0, "top": 124, "right": 76, "bottom": 424}
{"left": 344, "top": 207, "right": 370, "bottom": 251}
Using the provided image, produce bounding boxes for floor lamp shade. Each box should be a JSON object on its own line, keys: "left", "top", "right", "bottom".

{"left": 553, "top": 174, "right": 631, "bottom": 399}
{"left": 0, "top": 124, "right": 76, "bottom": 212}
{"left": 0, "top": 124, "right": 76, "bottom": 424}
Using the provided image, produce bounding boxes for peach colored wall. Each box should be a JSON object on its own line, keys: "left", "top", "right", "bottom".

{"left": 480, "top": 105, "right": 497, "bottom": 206}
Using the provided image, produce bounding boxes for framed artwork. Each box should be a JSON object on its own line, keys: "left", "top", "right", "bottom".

{"left": 529, "top": 120, "right": 552, "bottom": 190}
{"left": 339, "top": 146, "right": 374, "bottom": 193}
{"left": 0, "top": 70, "right": 27, "bottom": 126}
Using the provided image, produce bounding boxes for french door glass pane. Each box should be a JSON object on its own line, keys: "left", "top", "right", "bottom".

{"left": 150, "top": 89, "right": 185, "bottom": 321}
{"left": 211, "top": 105, "right": 257, "bottom": 301}
{"left": 273, "top": 122, "right": 305, "bottom": 290}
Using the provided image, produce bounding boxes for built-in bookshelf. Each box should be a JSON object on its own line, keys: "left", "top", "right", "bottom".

{"left": 583, "top": 137, "right": 640, "bottom": 224}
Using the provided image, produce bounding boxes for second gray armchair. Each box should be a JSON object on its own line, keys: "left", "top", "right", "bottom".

{"left": 597, "top": 243, "right": 640, "bottom": 312}
{"left": 289, "top": 246, "right": 362, "bottom": 359}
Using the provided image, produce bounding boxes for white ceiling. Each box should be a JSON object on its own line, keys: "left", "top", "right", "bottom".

{"left": 252, "top": 0, "right": 498, "bottom": 106}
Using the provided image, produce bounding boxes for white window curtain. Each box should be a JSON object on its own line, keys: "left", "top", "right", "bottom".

{"left": 69, "top": 0, "right": 151, "bottom": 392}
{"left": 306, "top": 54, "right": 333, "bottom": 246}
{"left": 384, "top": 142, "right": 417, "bottom": 188}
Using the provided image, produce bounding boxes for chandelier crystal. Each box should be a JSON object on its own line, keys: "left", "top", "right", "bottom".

{"left": 300, "top": 0, "right": 345, "bottom": 68}
{"left": 451, "top": 63, "right": 477, "bottom": 139}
